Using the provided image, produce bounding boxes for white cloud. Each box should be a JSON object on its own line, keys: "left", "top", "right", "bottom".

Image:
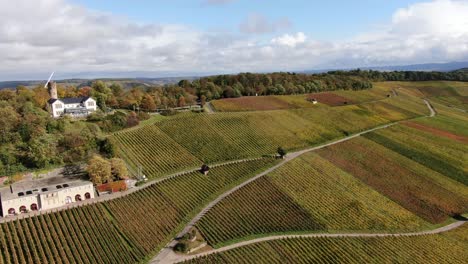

{"left": 0, "top": 0, "right": 468, "bottom": 80}
{"left": 271, "top": 32, "right": 306, "bottom": 47}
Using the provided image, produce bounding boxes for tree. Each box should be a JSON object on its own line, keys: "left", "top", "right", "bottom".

{"left": 277, "top": 147, "right": 287, "bottom": 159}
{"left": 78, "top": 86, "right": 92, "bottom": 97}
{"left": 28, "top": 134, "right": 59, "bottom": 168}
{"left": 0, "top": 106, "right": 20, "bottom": 143}
{"left": 99, "top": 138, "right": 116, "bottom": 158}
{"left": 200, "top": 95, "right": 207, "bottom": 106}
{"left": 87, "top": 155, "right": 112, "bottom": 185}
{"left": 126, "top": 111, "right": 139, "bottom": 127}
{"left": 177, "top": 96, "right": 186, "bottom": 107}
{"left": 141, "top": 94, "right": 157, "bottom": 111}
{"left": 111, "top": 158, "right": 128, "bottom": 180}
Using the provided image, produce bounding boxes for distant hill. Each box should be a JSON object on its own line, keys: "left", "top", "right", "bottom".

{"left": 0, "top": 76, "right": 199, "bottom": 90}
{"left": 303, "top": 61, "right": 468, "bottom": 74}
{"left": 363, "top": 62, "right": 468, "bottom": 72}
{"left": 2, "top": 62, "right": 468, "bottom": 90}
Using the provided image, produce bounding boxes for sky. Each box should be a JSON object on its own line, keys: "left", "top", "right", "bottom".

{"left": 0, "top": 0, "right": 468, "bottom": 80}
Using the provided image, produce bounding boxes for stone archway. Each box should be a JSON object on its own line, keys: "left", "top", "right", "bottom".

{"left": 75, "top": 194, "right": 82, "bottom": 202}
{"left": 85, "top": 192, "right": 91, "bottom": 200}
{"left": 30, "top": 203, "right": 38, "bottom": 211}
{"left": 8, "top": 208, "right": 15, "bottom": 215}
{"left": 19, "top": 206, "right": 27, "bottom": 213}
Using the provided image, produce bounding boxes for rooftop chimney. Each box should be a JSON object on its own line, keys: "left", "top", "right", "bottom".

{"left": 48, "top": 81, "right": 58, "bottom": 99}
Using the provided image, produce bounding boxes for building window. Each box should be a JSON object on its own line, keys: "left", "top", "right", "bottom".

{"left": 56, "top": 103, "right": 63, "bottom": 109}
{"left": 75, "top": 194, "right": 82, "bottom": 202}
{"left": 66, "top": 196, "right": 72, "bottom": 204}
{"left": 30, "top": 203, "right": 38, "bottom": 211}
{"left": 8, "top": 208, "right": 15, "bottom": 215}
{"left": 19, "top": 206, "right": 27, "bottom": 213}
{"left": 87, "top": 101, "right": 95, "bottom": 107}
{"left": 85, "top": 192, "right": 91, "bottom": 199}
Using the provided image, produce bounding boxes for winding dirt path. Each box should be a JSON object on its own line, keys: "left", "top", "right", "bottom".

{"left": 151, "top": 99, "right": 438, "bottom": 263}
{"left": 175, "top": 220, "right": 466, "bottom": 263}
{"left": 424, "top": 99, "right": 436, "bottom": 117}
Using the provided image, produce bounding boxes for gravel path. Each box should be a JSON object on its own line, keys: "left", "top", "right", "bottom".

{"left": 152, "top": 99, "right": 438, "bottom": 263}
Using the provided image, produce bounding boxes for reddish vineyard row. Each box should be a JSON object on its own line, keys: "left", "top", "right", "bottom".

{"left": 317, "top": 137, "right": 467, "bottom": 223}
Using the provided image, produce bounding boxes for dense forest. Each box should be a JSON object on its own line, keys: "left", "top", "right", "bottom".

{"left": 327, "top": 69, "right": 468, "bottom": 82}
{"left": 0, "top": 69, "right": 466, "bottom": 178}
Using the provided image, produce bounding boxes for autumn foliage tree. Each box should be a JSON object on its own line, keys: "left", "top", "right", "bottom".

{"left": 87, "top": 154, "right": 112, "bottom": 185}
{"left": 111, "top": 158, "right": 128, "bottom": 180}
{"left": 141, "top": 94, "right": 157, "bottom": 111}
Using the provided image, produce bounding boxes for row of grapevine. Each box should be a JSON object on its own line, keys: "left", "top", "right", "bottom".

{"left": 104, "top": 158, "right": 278, "bottom": 254}
{"left": 111, "top": 95, "right": 427, "bottom": 178}
{"left": 318, "top": 136, "right": 468, "bottom": 223}
{"left": 112, "top": 125, "right": 202, "bottom": 179}
{"left": 196, "top": 152, "right": 431, "bottom": 247}
{"left": 364, "top": 124, "right": 468, "bottom": 184}
{"left": 197, "top": 176, "right": 324, "bottom": 246}
{"left": 0, "top": 156, "right": 277, "bottom": 264}
{"left": 186, "top": 224, "right": 468, "bottom": 263}
{"left": 0, "top": 204, "right": 141, "bottom": 264}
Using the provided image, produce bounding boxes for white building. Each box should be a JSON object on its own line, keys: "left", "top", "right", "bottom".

{"left": 0, "top": 181, "right": 95, "bottom": 217}
{"left": 48, "top": 97, "right": 97, "bottom": 118}
{"left": 46, "top": 81, "right": 97, "bottom": 118}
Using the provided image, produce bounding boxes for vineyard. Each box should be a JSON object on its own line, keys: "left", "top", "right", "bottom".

{"left": 196, "top": 152, "right": 430, "bottom": 247}
{"left": 211, "top": 84, "right": 397, "bottom": 112}
{"left": 364, "top": 123, "right": 468, "bottom": 185}
{"left": 375, "top": 81, "right": 468, "bottom": 111}
{"left": 307, "top": 92, "right": 353, "bottom": 106}
{"left": 185, "top": 224, "right": 468, "bottom": 264}
{"left": 197, "top": 177, "right": 325, "bottom": 247}
{"left": 0, "top": 205, "right": 142, "bottom": 264}
{"left": 318, "top": 136, "right": 468, "bottom": 223}
{"left": 112, "top": 124, "right": 202, "bottom": 178}
{"left": 0, "top": 159, "right": 277, "bottom": 264}
{"left": 414, "top": 114, "right": 468, "bottom": 137}
{"left": 210, "top": 95, "right": 317, "bottom": 111}
{"left": 111, "top": 95, "right": 428, "bottom": 178}
{"left": 104, "top": 157, "right": 276, "bottom": 255}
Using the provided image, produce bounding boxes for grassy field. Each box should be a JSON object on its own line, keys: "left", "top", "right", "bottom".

{"left": 196, "top": 152, "right": 431, "bottom": 247}
{"left": 111, "top": 95, "right": 428, "bottom": 179}
{"left": 0, "top": 159, "right": 277, "bottom": 264}
{"left": 186, "top": 224, "right": 468, "bottom": 264}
